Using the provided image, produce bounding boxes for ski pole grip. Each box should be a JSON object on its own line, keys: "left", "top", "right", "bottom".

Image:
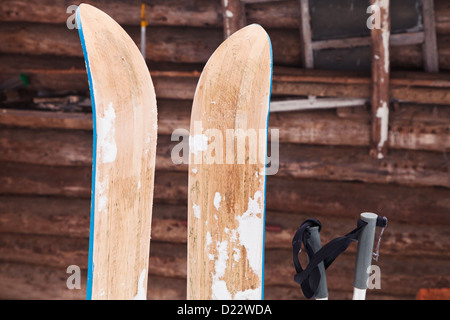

{"left": 353, "top": 212, "right": 377, "bottom": 290}
{"left": 306, "top": 226, "right": 328, "bottom": 299}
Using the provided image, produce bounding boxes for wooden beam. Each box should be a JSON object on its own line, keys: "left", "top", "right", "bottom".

{"left": 298, "top": 0, "right": 314, "bottom": 68}
{"left": 311, "top": 32, "right": 425, "bottom": 50}
{"left": 270, "top": 97, "right": 368, "bottom": 112}
{"left": 2, "top": 195, "right": 449, "bottom": 258}
{"left": 0, "top": 163, "right": 448, "bottom": 225}
{"left": 221, "top": 0, "right": 245, "bottom": 39}
{"left": 0, "top": 260, "right": 417, "bottom": 300}
{"left": 370, "top": 0, "right": 391, "bottom": 159}
{"left": 3, "top": 56, "right": 450, "bottom": 103}
{"left": 1, "top": 237, "right": 448, "bottom": 298}
{"left": 1, "top": 125, "right": 449, "bottom": 188}
{"left": 422, "top": 0, "right": 440, "bottom": 72}
{"left": 1, "top": 100, "right": 449, "bottom": 153}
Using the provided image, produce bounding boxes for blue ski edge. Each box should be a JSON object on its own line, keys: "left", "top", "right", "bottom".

{"left": 76, "top": 6, "right": 97, "bottom": 301}
{"left": 261, "top": 31, "right": 273, "bottom": 301}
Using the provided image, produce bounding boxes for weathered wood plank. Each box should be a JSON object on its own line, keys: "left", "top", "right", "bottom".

{"left": 0, "top": 164, "right": 448, "bottom": 225}
{"left": 3, "top": 54, "right": 450, "bottom": 102}
{"left": 2, "top": 22, "right": 450, "bottom": 71}
{"left": 1, "top": 127, "right": 449, "bottom": 188}
{"left": 370, "top": 0, "right": 390, "bottom": 159}
{"left": 1, "top": 196, "right": 448, "bottom": 257}
{"left": 0, "top": 261, "right": 187, "bottom": 300}
{"left": 221, "top": 0, "right": 245, "bottom": 38}
{"left": 2, "top": 97, "right": 449, "bottom": 152}
{"left": 0, "top": 260, "right": 412, "bottom": 300}
{"left": 1, "top": 238, "right": 448, "bottom": 298}
{"left": 311, "top": 32, "right": 424, "bottom": 50}
{"left": 422, "top": 0, "right": 440, "bottom": 72}
{"left": 0, "top": 0, "right": 300, "bottom": 29}
{"left": 0, "top": 22, "right": 300, "bottom": 66}
{"left": 298, "top": 0, "right": 314, "bottom": 69}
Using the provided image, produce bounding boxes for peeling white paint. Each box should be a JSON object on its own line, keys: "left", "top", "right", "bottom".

{"left": 233, "top": 248, "right": 241, "bottom": 262}
{"left": 189, "top": 134, "right": 208, "bottom": 155}
{"left": 133, "top": 269, "right": 147, "bottom": 300}
{"left": 97, "top": 102, "right": 117, "bottom": 164}
{"left": 97, "top": 180, "right": 108, "bottom": 213}
{"left": 376, "top": 101, "right": 389, "bottom": 159}
{"left": 225, "top": 10, "right": 233, "bottom": 18}
{"left": 234, "top": 288, "right": 260, "bottom": 300}
{"left": 235, "top": 191, "right": 263, "bottom": 277}
{"left": 211, "top": 240, "right": 232, "bottom": 299}
{"left": 206, "top": 231, "right": 212, "bottom": 246}
{"left": 192, "top": 167, "right": 198, "bottom": 174}
{"left": 193, "top": 203, "right": 201, "bottom": 219}
{"left": 381, "top": 29, "right": 390, "bottom": 73}
{"left": 214, "top": 192, "right": 222, "bottom": 211}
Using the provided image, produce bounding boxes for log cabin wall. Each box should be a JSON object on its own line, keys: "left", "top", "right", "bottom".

{"left": 0, "top": 0, "right": 449, "bottom": 300}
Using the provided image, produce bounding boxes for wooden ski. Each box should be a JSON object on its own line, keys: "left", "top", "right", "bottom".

{"left": 76, "top": 4, "right": 157, "bottom": 300}
{"left": 187, "top": 24, "right": 272, "bottom": 300}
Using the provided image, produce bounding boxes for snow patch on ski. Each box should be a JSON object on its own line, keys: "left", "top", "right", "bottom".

{"left": 234, "top": 288, "right": 260, "bottom": 300}
{"left": 189, "top": 134, "right": 208, "bottom": 155}
{"left": 96, "top": 180, "right": 108, "bottom": 213}
{"left": 235, "top": 191, "right": 263, "bottom": 277}
{"left": 211, "top": 240, "right": 231, "bottom": 299}
{"left": 133, "top": 269, "right": 147, "bottom": 300}
{"left": 97, "top": 102, "right": 117, "bottom": 163}
{"left": 214, "top": 192, "right": 222, "bottom": 211}
{"left": 192, "top": 203, "right": 201, "bottom": 219}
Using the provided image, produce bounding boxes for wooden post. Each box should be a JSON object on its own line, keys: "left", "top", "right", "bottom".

{"left": 422, "top": 0, "right": 439, "bottom": 72}
{"left": 370, "top": 0, "right": 390, "bottom": 159}
{"left": 221, "top": 0, "right": 245, "bottom": 39}
{"left": 298, "top": 0, "right": 314, "bottom": 69}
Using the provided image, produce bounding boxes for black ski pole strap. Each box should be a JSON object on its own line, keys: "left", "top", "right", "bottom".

{"left": 292, "top": 218, "right": 368, "bottom": 299}
{"left": 291, "top": 218, "right": 324, "bottom": 299}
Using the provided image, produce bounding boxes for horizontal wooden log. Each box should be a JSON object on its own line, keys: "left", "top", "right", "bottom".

{"left": 1, "top": 124, "right": 449, "bottom": 188}
{"left": 0, "top": 163, "right": 448, "bottom": 225}
{"left": 310, "top": 32, "right": 424, "bottom": 50}
{"left": 0, "top": 0, "right": 300, "bottom": 29}
{"left": 0, "top": 261, "right": 187, "bottom": 300}
{"left": 2, "top": 95, "right": 450, "bottom": 152}
{"left": 2, "top": 22, "right": 450, "bottom": 71}
{"left": 435, "top": 0, "right": 450, "bottom": 35}
{"left": 0, "top": 22, "right": 300, "bottom": 65}
{"left": 1, "top": 261, "right": 408, "bottom": 300}
{"left": 4, "top": 54, "right": 450, "bottom": 105}
{"left": 1, "top": 195, "right": 449, "bottom": 258}
{"left": 4, "top": 53, "right": 450, "bottom": 101}
{"left": 1, "top": 237, "right": 448, "bottom": 298}
{"left": 2, "top": 0, "right": 449, "bottom": 38}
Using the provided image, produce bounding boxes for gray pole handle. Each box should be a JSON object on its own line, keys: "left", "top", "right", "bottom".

{"left": 306, "top": 226, "right": 328, "bottom": 299}
{"left": 353, "top": 212, "right": 377, "bottom": 290}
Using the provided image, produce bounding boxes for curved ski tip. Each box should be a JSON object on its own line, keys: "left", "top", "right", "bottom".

{"left": 78, "top": 3, "right": 98, "bottom": 14}
{"left": 230, "top": 23, "right": 271, "bottom": 44}
{"left": 77, "top": 3, "right": 115, "bottom": 28}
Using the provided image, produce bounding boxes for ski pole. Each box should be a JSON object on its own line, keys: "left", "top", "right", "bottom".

{"left": 352, "top": 212, "right": 378, "bottom": 300}
{"left": 306, "top": 226, "right": 328, "bottom": 300}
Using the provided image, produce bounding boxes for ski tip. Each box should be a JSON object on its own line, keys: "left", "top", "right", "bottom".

{"left": 204, "top": 23, "right": 272, "bottom": 72}
{"left": 229, "top": 23, "right": 271, "bottom": 46}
